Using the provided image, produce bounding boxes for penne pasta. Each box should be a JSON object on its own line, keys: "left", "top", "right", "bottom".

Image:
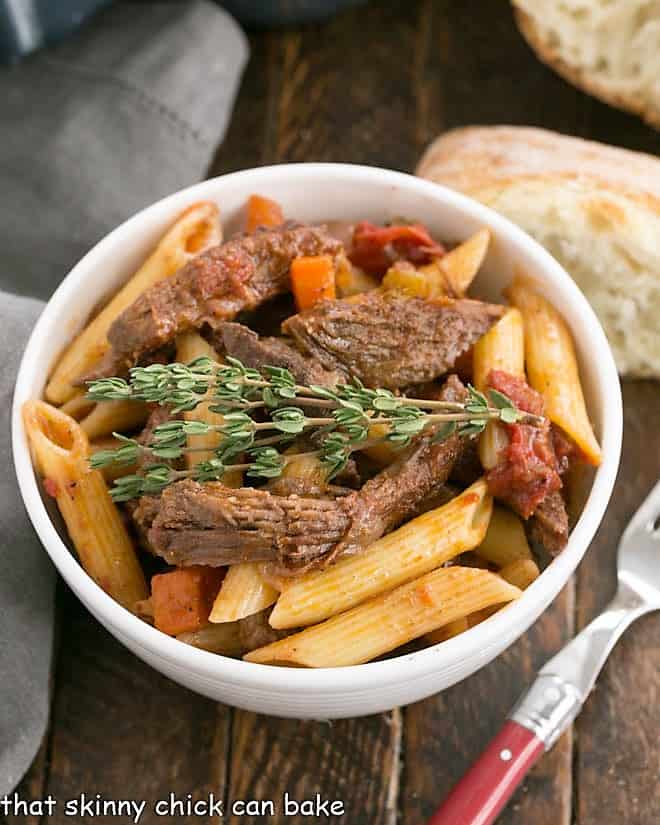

{"left": 177, "top": 622, "right": 243, "bottom": 656}
{"left": 474, "top": 307, "right": 525, "bottom": 471}
{"left": 382, "top": 229, "right": 490, "bottom": 299}
{"left": 246, "top": 566, "right": 521, "bottom": 667}
{"left": 22, "top": 401, "right": 148, "bottom": 611}
{"left": 436, "top": 227, "right": 490, "bottom": 297}
{"left": 425, "top": 616, "right": 469, "bottom": 645}
{"left": 269, "top": 480, "right": 492, "bottom": 630}
{"left": 499, "top": 558, "right": 540, "bottom": 590}
{"left": 175, "top": 331, "right": 242, "bottom": 485}
{"left": 46, "top": 201, "right": 222, "bottom": 404}
{"left": 507, "top": 275, "right": 602, "bottom": 466}
{"left": 209, "top": 563, "right": 278, "bottom": 624}
{"left": 473, "top": 307, "right": 525, "bottom": 392}
{"left": 59, "top": 389, "right": 95, "bottom": 421}
{"left": 475, "top": 505, "right": 532, "bottom": 567}
{"left": 80, "top": 399, "right": 149, "bottom": 440}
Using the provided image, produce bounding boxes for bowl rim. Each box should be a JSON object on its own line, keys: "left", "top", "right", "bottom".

{"left": 12, "top": 162, "right": 622, "bottom": 693}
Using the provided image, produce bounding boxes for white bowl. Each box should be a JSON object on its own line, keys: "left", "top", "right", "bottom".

{"left": 13, "top": 164, "right": 622, "bottom": 719}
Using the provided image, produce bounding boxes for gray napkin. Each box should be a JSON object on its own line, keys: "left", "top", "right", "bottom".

{"left": 2, "top": 0, "right": 247, "bottom": 794}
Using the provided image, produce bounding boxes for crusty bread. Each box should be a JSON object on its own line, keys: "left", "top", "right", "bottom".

{"left": 417, "top": 126, "right": 660, "bottom": 378}
{"left": 512, "top": 0, "right": 660, "bottom": 129}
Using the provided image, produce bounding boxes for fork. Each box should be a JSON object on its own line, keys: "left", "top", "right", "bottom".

{"left": 428, "top": 479, "right": 660, "bottom": 825}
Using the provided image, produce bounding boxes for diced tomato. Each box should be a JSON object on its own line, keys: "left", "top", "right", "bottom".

{"left": 485, "top": 370, "right": 562, "bottom": 519}
{"left": 151, "top": 566, "right": 225, "bottom": 637}
{"left": 487, "top": 369, "right": 544, "bottom": 416}
{"left": 348, "top": 221, "right": 446, "bottom": 276}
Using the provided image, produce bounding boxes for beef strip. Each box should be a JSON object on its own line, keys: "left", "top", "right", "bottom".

{"left": 86, "top": 223, "right": 341, "bottom": 379}
{"left": 325, "top": 375, "right": 467, "bottom": 565}
{"left": 145, "top": 376, "right": 468, "bottom": 573}
{"left": 282, "top": 290, "right": 504, "bottom": 389}
{"left": 217, "top": 322, "right": 343, "bottom": 387}
{"left": 527, "top": 490, "right": 570, "bottom": 558}
{"left": 148, "top": 479, "right": 351, "bottom": 567}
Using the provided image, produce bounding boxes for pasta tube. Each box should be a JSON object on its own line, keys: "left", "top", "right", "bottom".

{"left": 382, "top": 229, "right": 490, "bottom": 299}
{"left": 475, "top": 505, "right": 532, "bottom": 567}
{"left": 499, "top": 558, "right": 540, "bottom": 590}
{"left": 209, "top": 563, "right": 278, "bottom": 624}
{"left": 246, "top": 566, "right": 521, "bottom": 667}
{"left": 175, "top": 331, "right": 242, "bottom": 485}
{"left": 23, "top": 401, "right": 148, "bottom": 611}
{"left": 474, "top": 307, "right": 525, "bottom": 471}
{"left": 46, "top": 201, "right": 222, "bottom": 404}
{"left": 425, "top": 616, "right": 469, "bottom": 645}
{"left": 80, "top": 399, "right": 149, "bottom": 440}
{"left": 436, "top": 227, "right": 490, "bottom": 296}
{"left": 507, "top": 275, "right": 602, "bottom": 466}
{"left": 59, "top": 389, "right": 94, "bottom": 420}
{"left": 269, "top": 480, "right": 492, "bottom": 630}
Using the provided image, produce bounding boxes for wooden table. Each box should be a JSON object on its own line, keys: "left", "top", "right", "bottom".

{"left": 10, "top": 2, "right": 660, "bottom": 823}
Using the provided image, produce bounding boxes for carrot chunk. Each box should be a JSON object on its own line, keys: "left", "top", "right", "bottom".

{"left": 290, "top": 255, "right": 336, "bottom": 311}
{"left": 246, "top": 194, "right": 284, "bottom": 232}
{"left": 151, "top": 566, "right": 224, "bottom": 636}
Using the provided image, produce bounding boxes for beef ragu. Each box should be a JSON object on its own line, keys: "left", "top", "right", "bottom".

{"left": 24, "top": 193, "right": 602, "bottom": 666}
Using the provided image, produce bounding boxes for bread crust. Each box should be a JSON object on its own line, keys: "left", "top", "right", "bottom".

{"left": 513, "top": 6, "right": 660, "bottom": 130}
{"left": 416, "top": 126, "right": 660, "bottom": 216}
{"left": 416, "top": 126, "right": 660, "bottom": 379}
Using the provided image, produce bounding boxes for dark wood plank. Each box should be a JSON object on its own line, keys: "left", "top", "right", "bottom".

{"left": 225, "top": 709, "right": 401, "bottom": 824}
{"left": 575, "top": 381, "right": 660, "bottom": 825}
{"left": 401, "top": 587, "right": 574, "bottom": 825}
{"left": 43, "top": 585, "right": 230, "bottom": 825}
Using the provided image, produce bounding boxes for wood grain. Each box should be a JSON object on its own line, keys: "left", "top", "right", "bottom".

{"left": 574, "top": 382, "right": 660, "bottom": 825}
{"left": 42, "top": 587, "right": 230, "bottom": 825}
{"left": 225, "top": 709, "right": 401, "bottom": 824}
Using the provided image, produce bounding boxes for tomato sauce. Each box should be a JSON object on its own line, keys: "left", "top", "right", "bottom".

{"left": 348, "top": 221, "right": 446, "bottom": 275}
{"left": 485, "top": 370, "right": 562, "bottom": 519}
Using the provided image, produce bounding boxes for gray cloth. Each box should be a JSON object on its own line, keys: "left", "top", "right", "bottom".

{"left": 1, "top": 0, "right": 248, "bottom": 299}
{"left": 1, "top": 0, "right": 247, "bottom": 795}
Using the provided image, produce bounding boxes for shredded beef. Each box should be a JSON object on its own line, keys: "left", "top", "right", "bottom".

{"left": 282, "top": 291, "right": 503, "bottom": 389}
{"left": 528, "top": 490, "right": 570, "bottom": 557}
{"left": 86, "top": 223, "right": 341, "bottom": 379}
{"left": 217, "top": 322, "right": 342, "bottom": 388}
{"left": 145, "top": 376, "right": 468, "bottom": 573}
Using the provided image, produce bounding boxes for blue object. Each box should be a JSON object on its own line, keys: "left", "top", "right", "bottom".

{"left": 221, "top": 0, "right": 366, "bottom": 27}
{"left": 0, "top": 0, "right": 111, "bottom": 62}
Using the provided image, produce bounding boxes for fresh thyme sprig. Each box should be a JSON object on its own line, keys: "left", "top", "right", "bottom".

{"left": 87, "top": 356, "right": 541, "bottom": 500}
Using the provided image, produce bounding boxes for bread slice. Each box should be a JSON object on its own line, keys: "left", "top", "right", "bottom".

{"left": 416, "top": 126, "right": 660, "bottom": 378}
{"left": 512, "top": 0, "right": 660, "bottom": 129}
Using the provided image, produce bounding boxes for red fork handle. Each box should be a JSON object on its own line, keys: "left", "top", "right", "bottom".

{"left": 427, "top": 719, "right": 545, "bottom": 825}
